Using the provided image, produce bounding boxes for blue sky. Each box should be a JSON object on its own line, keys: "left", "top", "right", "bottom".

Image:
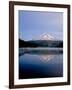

{"left": 19, "top": 10, "right": 63, "bottom": 41}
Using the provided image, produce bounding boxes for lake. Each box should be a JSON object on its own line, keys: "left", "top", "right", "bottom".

{"left": 19, "top": 48, "right": 63, "bottom": 79}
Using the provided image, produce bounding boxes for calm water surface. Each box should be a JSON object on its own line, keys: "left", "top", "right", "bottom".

{"left": 19, "top": 48, "right": 63, "bottom": 79}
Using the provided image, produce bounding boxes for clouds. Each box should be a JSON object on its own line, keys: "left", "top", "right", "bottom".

{"left": 19, "top": 10, "right": 63, "bottom": 41}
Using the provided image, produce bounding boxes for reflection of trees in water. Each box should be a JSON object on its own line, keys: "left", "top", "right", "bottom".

{"left": 19, "top": 48, "right": 63, "bottom": 63}
{"left": 38, "top": 54, "right": 55, "bottom": 63}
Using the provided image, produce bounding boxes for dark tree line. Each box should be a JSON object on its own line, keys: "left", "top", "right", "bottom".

{"left": 19, "top": 39, "right": 63, "bottom": 48}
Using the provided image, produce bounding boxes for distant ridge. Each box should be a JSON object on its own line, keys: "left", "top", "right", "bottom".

{"left": 19, "top": 39, "right": 63, "bottom": 48}
{"left": 19, "top": 32, "right": 63, "bottom": 48}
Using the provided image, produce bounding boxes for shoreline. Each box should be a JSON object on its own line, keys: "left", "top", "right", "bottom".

{"left": 19, "top": 47, "right": 63, "bottom": 56}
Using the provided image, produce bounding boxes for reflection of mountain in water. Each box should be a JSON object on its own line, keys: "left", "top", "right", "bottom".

{"left": 19, "top": 33, "right": 63, "bottom": 63}
{"left": 19, "top": 34, "right": 63, "bottom": 79}
{"left": 38, "top": 54, "right": 55, "bottom": 63}
{"left": 19, "top": 48, "right": 63, "bottom": 63}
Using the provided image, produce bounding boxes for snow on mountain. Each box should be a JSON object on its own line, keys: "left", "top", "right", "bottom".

{"left": 39, "top": 33, "right": 54, "bottom": 40}
{"left": 32, "top": 33, "right": 54, "bottom": 40}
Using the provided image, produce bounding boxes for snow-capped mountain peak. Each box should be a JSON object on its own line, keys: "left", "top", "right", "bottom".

{"left": 39, "top": 33, "right": 54, "bottom": 40}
